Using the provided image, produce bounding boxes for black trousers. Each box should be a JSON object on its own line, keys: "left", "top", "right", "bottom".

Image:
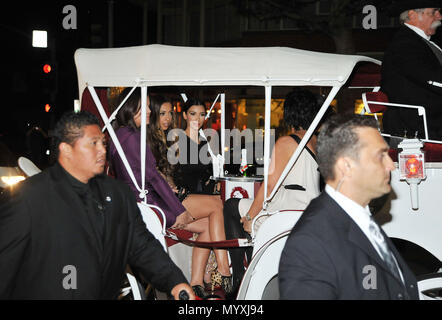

{"left": 223, "top": 198, "right": 253, "bottom": 293}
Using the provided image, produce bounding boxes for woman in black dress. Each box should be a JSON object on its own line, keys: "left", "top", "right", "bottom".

{"left": 147, "top": 95, "right": 232, "bottom": 298}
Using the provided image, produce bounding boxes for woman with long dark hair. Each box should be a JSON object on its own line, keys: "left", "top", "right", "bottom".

{"left": 145, "top": 95, "right": 176, "bottom": 189}
{"left": 109, "top": 88, "right": 232, "bottom": 298}
{"left": 171, "top": 98, "right": 216, "bottom": 195}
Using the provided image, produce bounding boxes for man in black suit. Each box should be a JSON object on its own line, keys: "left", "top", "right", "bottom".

{"left": 0, "top": 111, "right": 195, "bottom": 299}
{"left": 381, "top": 1, "right": 442, "bottom": 140}
{"left": 279, "top": 114, "right": 419, "bottom": 299}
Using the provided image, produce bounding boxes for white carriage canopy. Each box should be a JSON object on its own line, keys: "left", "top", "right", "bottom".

{"left": 74, "top": 44, "right": 380, "bottom": 96}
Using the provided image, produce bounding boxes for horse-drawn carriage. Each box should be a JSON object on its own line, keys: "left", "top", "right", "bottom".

{"left": 69, "top": 44, "right": 442, "bottom": 300}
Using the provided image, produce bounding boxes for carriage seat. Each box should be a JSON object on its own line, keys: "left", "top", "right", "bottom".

{"left": 361, "top": 91, "right": 388, "bottom": 114}
{"left": 362, "top": 91, "right": 442, "bottom": 161}
{"left": 361, "top": 91, "right": 429, "bottom": 140}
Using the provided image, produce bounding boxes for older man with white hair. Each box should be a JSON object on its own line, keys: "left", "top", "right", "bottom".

{"left": 381, "top": 0, "right": 442, "bottom": 140}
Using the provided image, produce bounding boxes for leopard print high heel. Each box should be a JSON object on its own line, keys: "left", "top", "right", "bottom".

{"left": 211, "top": 269, "right": 233, "bottom": 298}
{"left": 210, "top": 269, "right": 222, "bottom": 292}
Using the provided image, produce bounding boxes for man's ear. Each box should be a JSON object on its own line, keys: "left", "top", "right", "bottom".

{"left": 408, "top": 9, "right": 418, "bottom": 22}
{"left": 59, "top": 142, "right": 72, "bottom": 159}
{"left": 336, "top": 157, "right": 353, "bottom": 178}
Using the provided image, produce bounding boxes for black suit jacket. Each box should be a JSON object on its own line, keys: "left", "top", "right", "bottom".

{"left": 0, "top": 163, "right": 187, "bottom": 299}
{"left": 381, "top": 26, "right": 442, "bottom": 139}
{"left": 279, "top": 192, "right": 419, "bottom": 300}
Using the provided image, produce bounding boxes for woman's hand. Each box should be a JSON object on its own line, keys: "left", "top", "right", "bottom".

{"left": 166, "top": 176, "right": 179, "bottom": 193}
{"left": 240, "top": 216, "right": 252, "bottom": 234}
{"left": 169, "top": 182, "right": 178, "bottom": 193}
{"left": 171, "top": 210, "right": 195, "bottom": 229}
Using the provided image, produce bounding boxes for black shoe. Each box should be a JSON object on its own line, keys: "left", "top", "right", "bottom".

{"left": 220, "top": 275, "right": 234, "bottom": 299}
{"left": 192, "top": 285, "right": 208, "bottom": 299}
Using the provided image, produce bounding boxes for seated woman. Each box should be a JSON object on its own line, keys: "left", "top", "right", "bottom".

{"left": 147, "top": 95, "right": 229, "bottom": 294}
{"left": 171, "top": 98, "right": 216, "bottom": 195}
{"left": 144, "top": 95, "right": 176, "bottom": 190}
{"left": 109, "top": 88, "right": 232, "bottom": 298}
{"left": 223, "top": 88, "right": 325, "bottom": 293}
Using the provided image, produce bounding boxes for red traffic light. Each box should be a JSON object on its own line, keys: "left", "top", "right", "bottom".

{"left": 43, "top": 64, "right": 52, "bottom": 74}
{"left": 45, "top": 104, "right": 51, "bottom": 112}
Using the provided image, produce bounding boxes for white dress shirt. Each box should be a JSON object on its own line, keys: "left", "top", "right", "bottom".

{"left": 325, "top": 184, "right": 405, "bottom": 282}
{"left": 325, "top": 185, "right": 382, "bottom": 256}
{"left": 405, "top": 23, "right": 442, "bottom": 51}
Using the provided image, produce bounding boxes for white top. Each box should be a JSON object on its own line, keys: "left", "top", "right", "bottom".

{"left": 239, "top": 143, "right": 320, "bottom": 233}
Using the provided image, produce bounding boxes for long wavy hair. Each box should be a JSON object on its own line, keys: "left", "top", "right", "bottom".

{"left": 113, "top": 87, "right": 147, "bottom": 131}
{"left": 147, "top": 94, "right": 176, "bottom": 178}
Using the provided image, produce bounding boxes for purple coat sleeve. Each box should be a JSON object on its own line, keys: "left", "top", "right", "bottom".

{"left": 110, "top": 127, "right": 186, "bottom": 227}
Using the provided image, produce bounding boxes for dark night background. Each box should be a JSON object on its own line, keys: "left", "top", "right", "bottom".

{"left": 1, "top": 0, "right": 442, "bottom": 168}
{"left": 1, "top": 0, "right": 156, "bottom": 165}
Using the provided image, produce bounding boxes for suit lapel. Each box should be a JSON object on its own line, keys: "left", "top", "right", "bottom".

{"left": 347, "top": 223, "right": 408, "bottom": 289}
{"left": 347, "top": 222, "right": 392, "bottom": 274}
{"left": 405, "top": 27, "right": 442, "bottom": 66}
{"left": 49, "top": 164, "right": 103, "bottom": 262}
{"left": 323, "top": 193, "right": 405, "bottom": 285}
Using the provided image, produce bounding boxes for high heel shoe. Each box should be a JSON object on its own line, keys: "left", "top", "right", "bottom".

{"left": 210, "top": 270, "right": 234, "bottom": 299}
{"left": 210, "top": 269, "right": 222, "bottom": 292}
{"left": 192, "top": 285, "right": 208, "bottom": 299}
{"left": 220, "top": 274, "right": 233, "bottom": 298}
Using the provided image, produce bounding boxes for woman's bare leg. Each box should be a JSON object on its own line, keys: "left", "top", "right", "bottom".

{"left": 183, "top": 194, "right": 231, "bottom": 276}
{"left": 184, "top": 218, "right": 211, "bottom": 287}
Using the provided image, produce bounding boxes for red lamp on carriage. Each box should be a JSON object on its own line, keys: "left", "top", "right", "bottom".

{"left": 398, "top": 139, "right": 426, "bottom": 210}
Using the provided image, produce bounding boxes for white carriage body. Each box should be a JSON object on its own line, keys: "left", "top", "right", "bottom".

{"left": 382, "top": 166, "right": 442, "bottom": 263}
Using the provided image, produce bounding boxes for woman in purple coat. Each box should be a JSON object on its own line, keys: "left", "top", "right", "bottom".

{"left": 109, "top": 88, "right": 232, "bottom": 298}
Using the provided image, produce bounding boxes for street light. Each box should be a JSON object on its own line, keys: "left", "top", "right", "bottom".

{"left": 32, "top": 30, "right": 47, "bottom": 48}
{"left": 31, "top": 28, "right": 58, "bottom": 115}
{"left": 43, "top": 64, "right": 52, "bottom": 73}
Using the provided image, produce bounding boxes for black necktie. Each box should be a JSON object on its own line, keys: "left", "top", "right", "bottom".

{"left": 78, "top": 185, "right": 105, "bottom": 243}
